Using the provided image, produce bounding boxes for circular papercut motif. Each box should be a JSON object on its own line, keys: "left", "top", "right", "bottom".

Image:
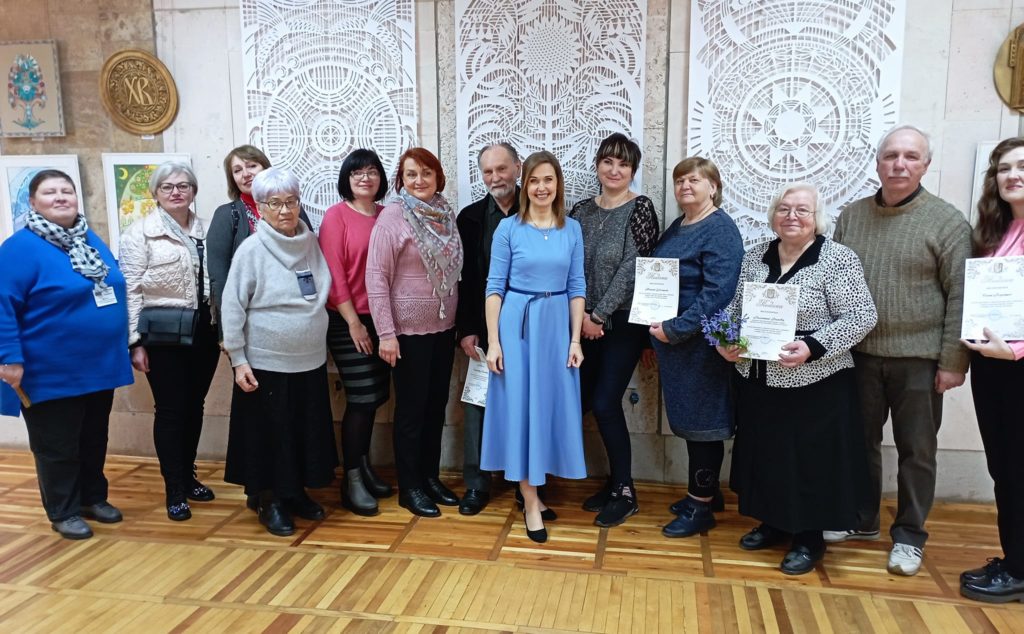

{"left": 100, "top": 49, "right": 179, "bottom": 135}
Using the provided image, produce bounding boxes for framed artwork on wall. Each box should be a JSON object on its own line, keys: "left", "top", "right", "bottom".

{"left": 102, "top": 152, "right": 190, "bottom": 256}
{"left": 0, "top": 40, "right": 65, "bottom": 137}
{"left": 0, "top": 154, "right": 82, "bottom": 243}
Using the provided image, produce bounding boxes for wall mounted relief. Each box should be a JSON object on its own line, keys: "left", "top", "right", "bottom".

{"left": 101, "top": 152, "right": 191, "bottom": 255}
{"left": 455, "top": 0, "right": 647, "bottom": 211}
{"left": 241, "top": 0, "right": 418, "bottom": 227}
{"left": 688, "top": 1, "right": 906, "bottom": 246}
{"left": 0, "top": 155, "right": 82, "bottom": 243}
{"left": 99, "top": 49, "right": 180, "bottom": 136}
{"left": 0, "top": 40, "right": 65, "bottom": 137}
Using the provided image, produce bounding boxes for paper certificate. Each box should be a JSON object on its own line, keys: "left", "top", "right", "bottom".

{"left": 740, "top": 283, "right": 801, "bottom": 361}
{"left": 961, "top": 256, "right": 1024, "bottom": 340}
{"left": 628, "top": 257, "right": 680, "bottom": 325}
{"left": 460, "top": 347, "right": 489, "bottom": 407}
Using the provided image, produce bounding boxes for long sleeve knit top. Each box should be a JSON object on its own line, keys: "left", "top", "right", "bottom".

{"left": 318, "top": 201, "right": 382, "bottom": 314}
{"left": 833, "top": 188, "right": 971, "bottom": 373}
{"left": 365, "top": 201, "right": 460, "bottom": 339}
{"left": 987, "top": 217, "right": 1024, "bottom": 360}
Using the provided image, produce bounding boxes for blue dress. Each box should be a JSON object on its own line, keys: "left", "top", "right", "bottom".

{"left": 480, "top": 216, "right": 587, "bottom": 485}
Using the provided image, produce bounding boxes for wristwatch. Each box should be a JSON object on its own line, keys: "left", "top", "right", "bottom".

{"left": 589, "top": 313, "right": 604, "bottom": 325}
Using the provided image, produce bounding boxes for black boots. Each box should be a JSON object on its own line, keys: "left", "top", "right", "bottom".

{"left": 360, "top": 456, "right": 393, "bottom": 498}
{"left": 258, "top": 491, "right": 295, "bottom": 537}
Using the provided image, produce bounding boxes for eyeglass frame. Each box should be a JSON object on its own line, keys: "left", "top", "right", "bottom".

{"left": 775, "top": 206, "right": 815, "bottom": 218}
{"left": 156, "top": 182, "right": 195, "bottom": 194}
{"left": 350, "top": 168, "right": 381, "bottom": 181}
{"left": 259, "top": 197, "right": 302, "bottom": 211}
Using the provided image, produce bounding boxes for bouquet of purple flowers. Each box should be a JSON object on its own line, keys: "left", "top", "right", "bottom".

{"left": 700, "top": 309, "right": 748, "bottom": 350}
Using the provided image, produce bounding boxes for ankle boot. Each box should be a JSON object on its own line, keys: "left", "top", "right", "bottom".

{"left": 359, "top": 456, "right": 393, "bottom": 498}
{"left": 342, "top": 469, "right": 380, "bottom": 516}
{"left": 258, "top": 491, "right": 295, "bottom": 537}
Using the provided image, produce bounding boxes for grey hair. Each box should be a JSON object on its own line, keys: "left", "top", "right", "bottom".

{"left": 875, "top": 124, "right": 933, "bottom": 162}
{"left": 477, "top": 142, "right": 520, "bottom": 167}
{"left": 251, "top": 166, "right": 301, "bottom": 202}
{"left": 149, "top": 161, "right": 198, "bottom": 197}
{"left": 767, "top": 181, "right": 831, "bottom": 236}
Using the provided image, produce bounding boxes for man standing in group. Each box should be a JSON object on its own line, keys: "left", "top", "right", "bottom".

{"left": 831, "top": 124, "right": 972, "bottom": 576}
{"left": 455, "top": 142, "right": 522, "bottom": 515}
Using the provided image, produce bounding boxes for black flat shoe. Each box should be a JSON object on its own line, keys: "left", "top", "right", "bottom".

{"left": 399, "top": 488, "right": 441, "bottom": 517}
{"left": 80, "top": 501, "right": 123, "bottom": 524}
{"left": 51, "top": 516, "right": 93, "bottom": 540}
{"left": 961, "top": 569, "right": 1024, "bottom": 603}
{"left": 740, "top": 524, "right": 789, "bottom": 551}
{"left": 523, "top": 511, "right": 547, "bottom": 544}
{"left": 459, "top": 489, "right": 490, "bottom": 515}
{"left": 780, "top": 544, "right": 825, "bottom": 575}
{"left": 425, "top": 478, "right": 459, "bottom": 506}
{"left": 167, "top": 501, "right": 192, "bottom": 522}
{"left": 582, "top": 480, "right": 613, "bottom": 512}
{"left": 360, "top": 456, "right": 394, "bottom": 498}
{"left": 594, "top": 485, "right": 638, "bottom": 528}
{"left": 670, "top": 489, "right": 724, "bottom": 514}
{"left": 961, "top": 557, "right": 1004, "bottom": 585}
{"left": 187, "top": 481, "right": 215, "bottom": 502}
{"left": 286, "top": 492, "right": 325, "bottom": 521}
{"left": 258, "top": 495, "right": 295, "bottom": 537}
{"left": 662, "top": 497, "right": 714, "bottom": 538}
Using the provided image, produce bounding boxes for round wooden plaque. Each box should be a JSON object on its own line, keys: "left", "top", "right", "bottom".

{"left": 99, "top": 49, "right": 179, "bottom": 135}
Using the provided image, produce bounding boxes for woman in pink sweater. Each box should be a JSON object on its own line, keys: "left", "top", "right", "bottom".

{"left": 365, "top": 147, "right": 463, "bottom": 518}
{"left": 959, "top": 137, "right": 1024, "bottom": 603}
{"left": 319, "top": 149, "right": 392, "bottom": 517}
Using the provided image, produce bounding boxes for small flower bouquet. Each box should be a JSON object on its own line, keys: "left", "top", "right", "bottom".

{"left": 700, "top": 309, "right": 748, "bottom": 350}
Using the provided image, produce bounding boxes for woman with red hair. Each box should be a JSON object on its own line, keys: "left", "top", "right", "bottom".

{"left": 366, "top": 147, "right": 464, "bottom": 518}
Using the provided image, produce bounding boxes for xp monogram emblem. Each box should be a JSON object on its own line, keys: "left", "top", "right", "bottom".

{"left": 100, "top": 49, "right": 179, "bottom": 135}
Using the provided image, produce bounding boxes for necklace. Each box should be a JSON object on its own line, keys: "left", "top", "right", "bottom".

{"left": 682, "top": 203, "right": 715, "bottom": 225}
{"left": 529, "top": 219, "right": 555, "bottom": 240}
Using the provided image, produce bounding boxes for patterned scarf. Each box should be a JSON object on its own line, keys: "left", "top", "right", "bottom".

{"left": 239, "top": 193, "right": 261, "bottom": 233}
{"left": 26, "top": 209, "right": 110, "bottom": 289}
{"left": 398, "top": 188, "right": 463, "bottom": 318}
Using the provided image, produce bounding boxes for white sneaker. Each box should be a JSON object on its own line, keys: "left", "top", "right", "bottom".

{"left": 887, "top": 543, "right": 924, "bottom": 576}
{"left": 822, "top": 529, "right": 881, "bottom": 543}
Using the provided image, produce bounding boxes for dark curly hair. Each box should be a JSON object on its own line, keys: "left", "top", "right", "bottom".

{"left": 973, "top": 137, "right": 1024, "bottom": 255}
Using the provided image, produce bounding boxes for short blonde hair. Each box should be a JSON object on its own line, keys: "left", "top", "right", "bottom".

{"left": 766, "top": 182, "right": 830, "bottom": 235}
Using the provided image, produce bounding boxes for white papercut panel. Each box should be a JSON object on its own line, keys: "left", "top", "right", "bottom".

{"left": 241, "top": 0, "right": 417, "bottom": 226}
{"left": 688, "top": 1, "right": 906, "bottom": 246}
{"left": 455, "top": 0, "right": 646, "bottom": 211}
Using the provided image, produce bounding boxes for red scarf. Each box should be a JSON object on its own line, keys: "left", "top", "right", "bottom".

{"left": 239, "top": 192, "right": 261, "bottom": 232}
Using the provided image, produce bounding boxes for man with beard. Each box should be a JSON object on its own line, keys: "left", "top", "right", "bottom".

{"left": 455, "top": 142, "right": 522, "bottom": 515}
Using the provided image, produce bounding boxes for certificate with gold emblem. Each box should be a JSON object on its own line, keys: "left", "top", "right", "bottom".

{"left": 961, "top": 256, "right": 1024, "bottom": 340}
{"left": 740, "top": 282, "right": 801, "bottom": 361}
{"left": 628, "top": 257, "right": 680, "bottom": 325}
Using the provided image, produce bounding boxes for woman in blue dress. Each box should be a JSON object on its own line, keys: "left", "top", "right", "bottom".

{"left": 481, "top": 151, "right": 587, "bottom": 544}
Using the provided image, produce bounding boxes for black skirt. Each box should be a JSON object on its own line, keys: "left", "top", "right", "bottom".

{"left": 326, "top": 310, "right": 391, "bottom": 411}
{"left": 729, "top": 368, "right": 870, "bottom": 533}
{"left": 224, "top": 364, "right": 338, "bottom": 496}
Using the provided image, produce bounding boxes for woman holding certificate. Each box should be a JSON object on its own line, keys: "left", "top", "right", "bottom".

{"left": 718, "top": 182, "right": 876, "bottom": 575}
{"left": 650, "top": 157, "right": 744, "bottom": 539}
{"left": 958, "top": 137, "right": 1024, "bottom": 603}
{"left": 569, "top": 133, "right": 659, "bottom": 528}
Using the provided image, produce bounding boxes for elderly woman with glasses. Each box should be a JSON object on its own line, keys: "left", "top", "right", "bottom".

{"left": 220, "top": 167, "right": 337, "bottom": 537}
{"left": 717, "top": 182, "right": 877, "bottom": 575}
{"left": 121, "top": 161, "right": 220, "bottom": 522}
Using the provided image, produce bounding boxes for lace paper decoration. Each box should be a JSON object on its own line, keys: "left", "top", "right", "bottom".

{"left": 688, "top": 1, "right": 906, "bottom": 246}
{"left": 455, "top": 0, "right": 646, "bottom": 211}
{"left": 241, "top": 1, "right": 417, "bottom": 227}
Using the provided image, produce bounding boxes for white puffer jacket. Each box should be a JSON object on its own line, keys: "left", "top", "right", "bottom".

{"left": 120, "top": 210, "right": 208, "bottom": 344}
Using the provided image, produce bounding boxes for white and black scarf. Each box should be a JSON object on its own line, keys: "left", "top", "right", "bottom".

{"left": 26, "top": 210, "right": 109, "bottom": 289}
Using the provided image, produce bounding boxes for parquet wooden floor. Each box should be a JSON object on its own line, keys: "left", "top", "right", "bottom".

{"left": 0, "top": 451, "right": 1021, "bottom": 633}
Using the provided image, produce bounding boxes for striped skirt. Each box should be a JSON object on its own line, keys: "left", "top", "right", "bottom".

{"left": 326, "top": 310, "right": 391, "bottom": 411}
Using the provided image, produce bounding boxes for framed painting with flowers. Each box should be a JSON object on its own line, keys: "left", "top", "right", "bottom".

{"left": 0, "top": 40, "right": 65, "bottom": 137}
{"left": 0, "top": 154, "right": 82, "bottom": 244}
{"left": 102, "top": 152, "right": 190, "bottom": 257}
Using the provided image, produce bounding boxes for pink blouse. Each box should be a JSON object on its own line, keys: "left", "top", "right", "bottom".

{"left": 989, "top": 218, "right": 1024, "bottom": 360}
{"left": 318, "top": 201, "right": 382, "bottom": 314}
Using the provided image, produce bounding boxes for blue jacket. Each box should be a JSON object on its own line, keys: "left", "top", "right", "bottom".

{"left": 0, "top": 228, "right": 133, "bottom": 415}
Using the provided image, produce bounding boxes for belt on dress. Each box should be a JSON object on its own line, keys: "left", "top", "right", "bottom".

{"left": 507, "top": 286, "right": 568, "bottom": 338}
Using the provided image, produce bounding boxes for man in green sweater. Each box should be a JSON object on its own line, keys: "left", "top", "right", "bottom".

{"left": 830, "top": 125, "right": 972, "bottom": 577}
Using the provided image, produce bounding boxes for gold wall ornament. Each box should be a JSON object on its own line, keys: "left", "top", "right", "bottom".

{"left": 99, "top": 49, "right": 179, "bottom": 135}
{"left": 994, "top": 24, "right": 1024, "bottom": 112}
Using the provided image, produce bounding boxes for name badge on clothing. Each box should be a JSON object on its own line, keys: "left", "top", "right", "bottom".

{"left": 93, "top": 285, "right": 117, "bottom": 307}
{"left": 296, "top": 269, "right": 317, "bottom": 300}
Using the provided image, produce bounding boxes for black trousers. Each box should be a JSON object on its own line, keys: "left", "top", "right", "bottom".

{"left": 391, "top": 329, "right": 455, "bottom": 491}
{"left": 22, "top": 390, "right": 115, "bottom": 521}
{"left": 144, "top": 304, "right": 220, "bottom": 496}
{"left": 579, "top": 311, "right": 648, "bottom": 486}
{"left": 971, "top": 352, "right": 1024, "bottom": 578}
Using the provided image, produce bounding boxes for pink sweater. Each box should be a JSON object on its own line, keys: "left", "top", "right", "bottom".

{"left": 319, "top": 201, "right": 383, "bottom": 314}
{"left": 990, "top": 218, "right": 1024, "bottom": 360}
{"left": 365, "top": 202, "right": 459, "bottom": 339}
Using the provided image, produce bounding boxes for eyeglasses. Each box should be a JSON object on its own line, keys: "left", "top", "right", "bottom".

{"left": 261, "top": 198, "right": 301, "bottom": 211}
{"left": 157, "top": 182, "right": 194, "bottom": 194}
{"left": 350, "top": 169, "right": 380, "bottom": 181}
{"left": 777, "top": 206, "right": 814, "bottom": 218}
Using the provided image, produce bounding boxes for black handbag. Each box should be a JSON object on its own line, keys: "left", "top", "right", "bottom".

{"left": 137, "top": 239, "right": 205, "bottom": 346}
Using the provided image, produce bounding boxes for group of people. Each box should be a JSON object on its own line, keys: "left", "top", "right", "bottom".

{"left": 0, "top": 124, "right": 1021, "bottom": 603}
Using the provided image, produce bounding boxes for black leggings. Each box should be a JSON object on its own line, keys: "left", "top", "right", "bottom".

{"left": 686, "top": 439, "right": 724, "bottom": 498}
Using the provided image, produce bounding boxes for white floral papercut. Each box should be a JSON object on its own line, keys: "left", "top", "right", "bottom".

{"left": 688, "top": 1, "right": 906, "bottom": 246}
{"left": 455, "top": 0, "right": 646, "bottom": 211}
{"left": 241, "top": 1, "right": 417, "bottom": 227}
